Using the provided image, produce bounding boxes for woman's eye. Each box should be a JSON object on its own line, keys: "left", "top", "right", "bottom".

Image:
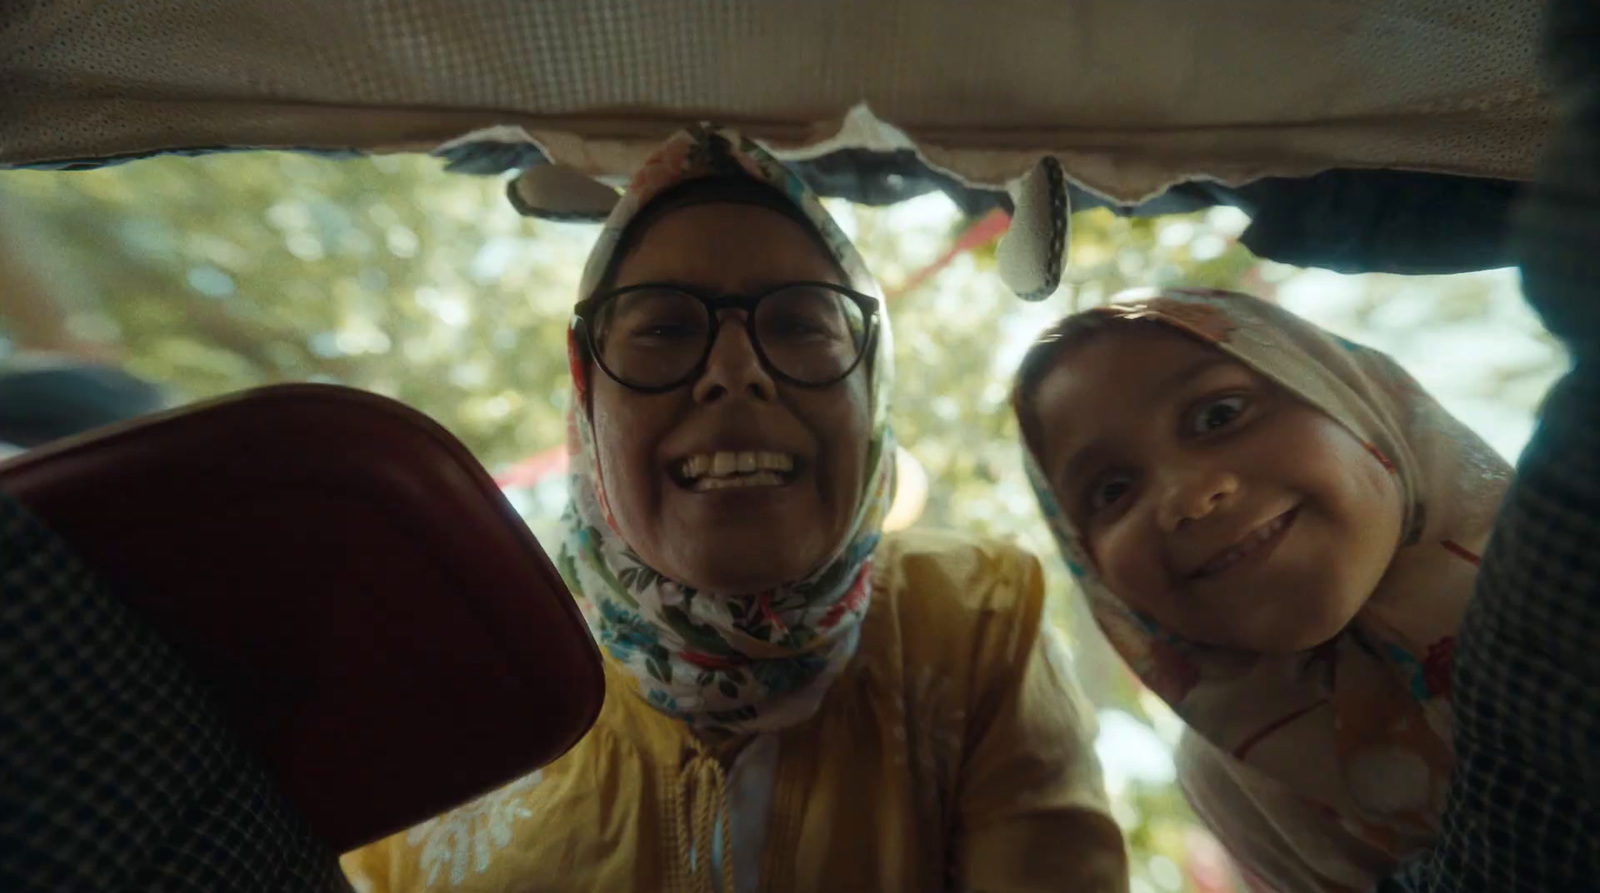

{"left": 765, "top": 312, "right": 839, "bottom": 341}
{"left": 629, "top": 320, "right": 701, "bottom": 341}
{"left": 1189, "top": 395, "right": 1248, "bottom": 435}
{"left": 770, "top": 320, "right": 823, "bottom": 338}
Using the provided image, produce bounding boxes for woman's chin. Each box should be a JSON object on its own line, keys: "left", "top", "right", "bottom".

{"left": 668, "top": 546, "right": 824, "bottom": 597}
{"left": 688, "top": 568, "right": 807, "bottom": 597}
{"left": 650, "top": 497, "right": 842, "bottom": 594}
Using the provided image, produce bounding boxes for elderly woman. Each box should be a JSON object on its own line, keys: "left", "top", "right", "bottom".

{"left": 343, "top": 126, "right": 1125, "bottom": 893}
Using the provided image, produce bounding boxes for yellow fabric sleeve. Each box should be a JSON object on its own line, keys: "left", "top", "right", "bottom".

{"left": 339, "top": 838, "right": 395, "bottom": 893}
{"left": 952, "top": 546, "right": 1129, "bottom": 893}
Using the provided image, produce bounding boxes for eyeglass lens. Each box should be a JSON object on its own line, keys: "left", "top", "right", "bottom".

{"left": 592, "top": 285, "right": 867, "bottom": 388}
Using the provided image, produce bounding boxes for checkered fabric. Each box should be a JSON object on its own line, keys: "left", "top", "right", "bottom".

{"left": 1383, "top": 0, "right": 1600, "bottom": 889}
{"left": 0, "top": 491, "right": 351, "bottom": 893}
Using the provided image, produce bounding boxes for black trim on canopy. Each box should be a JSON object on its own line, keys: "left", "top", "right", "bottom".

{"left": 10, "top": 143, "right": 1519, "bottom": 276}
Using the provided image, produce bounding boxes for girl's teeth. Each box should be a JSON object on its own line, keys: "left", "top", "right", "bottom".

{"left": 712, "top": 453, "right": 738, "bottom": 476}
{"left": 1199, "top": 513, "right": 1291, "bottom": 576}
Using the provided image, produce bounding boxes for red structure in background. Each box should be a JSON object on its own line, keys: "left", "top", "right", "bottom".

{"left": 494, "top": 444, "right": 569, "bottom": 490}
{"left": 883, "top": 207, "right": 1011, "bottom": 301}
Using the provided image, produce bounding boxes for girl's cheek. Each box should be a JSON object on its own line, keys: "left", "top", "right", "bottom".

{"left": 1326, "top": 421, "right": 1404, "bottom": 522}
{"left": 1091, "top": 522, "right": 1145, "bottom": 595}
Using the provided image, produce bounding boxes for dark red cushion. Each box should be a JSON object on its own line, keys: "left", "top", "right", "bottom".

{"left": 0, "top": 383, "right": 603, "bottom": 852}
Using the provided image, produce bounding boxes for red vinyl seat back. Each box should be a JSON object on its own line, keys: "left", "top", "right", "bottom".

{"left": 0, "top": 383, "right": 603, "bottom": 852}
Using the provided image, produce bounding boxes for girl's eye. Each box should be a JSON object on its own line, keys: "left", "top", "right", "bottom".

{"left": 1084, "top": 473, "right": 1134, "bottom": 515}
{"left": 1188, "top": 395, "right": 1248, "bottom": 435}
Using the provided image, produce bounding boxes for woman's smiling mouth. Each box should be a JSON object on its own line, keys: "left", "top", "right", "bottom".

{"left": 1188, "top": 506, "right": 1299, "bottom": 579}
{"left": 673, "top": 450, "right": 799, "bottom": 491}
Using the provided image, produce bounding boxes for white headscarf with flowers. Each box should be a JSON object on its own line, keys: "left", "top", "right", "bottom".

{"left": 556, "top": 125, "right": 896, "bottom": 736}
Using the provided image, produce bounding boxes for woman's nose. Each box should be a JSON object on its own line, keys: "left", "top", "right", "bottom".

{"left": 692, "top": 311, "right": 776, "bottom": 403}
{"left": 1156, "top": 466, "right": 1241, "bottom": 532}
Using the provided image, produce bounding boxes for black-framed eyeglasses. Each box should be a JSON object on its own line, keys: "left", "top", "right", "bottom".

{"left": 572, "top": 281, "right": 880, "bottom": 393}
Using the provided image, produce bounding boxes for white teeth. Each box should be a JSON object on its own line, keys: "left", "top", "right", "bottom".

{"left": 677, "top": 451, "right": 797, "bottom": 483}
{"left": 692, "top": 471, "right": 785, "bottom": 491}
{"left": 761, "top": 452, "right": 794, "bottom": 472}
{"left": 1196, "top": 512, "right": 1293, "bottom": 577}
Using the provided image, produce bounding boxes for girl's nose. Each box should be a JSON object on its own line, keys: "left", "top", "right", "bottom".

{"left": 1156, "top": 466, "right": 1241, "bottom": 532}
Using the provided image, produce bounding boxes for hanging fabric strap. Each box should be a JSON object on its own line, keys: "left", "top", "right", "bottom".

{"left": 667, "top": 742, "right": 735, "bottom": 893}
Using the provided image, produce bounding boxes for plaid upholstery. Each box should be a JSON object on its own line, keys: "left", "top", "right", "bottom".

{"left": 0, "top": 491, "right": 351, "bottom": 893}
{"left": 1384, "top": 0, "right": 1600, "bottom": 888}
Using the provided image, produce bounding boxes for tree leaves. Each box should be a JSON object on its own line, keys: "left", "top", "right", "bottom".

{"left": 2, "top": 153, "right": 584, "bottom": 470}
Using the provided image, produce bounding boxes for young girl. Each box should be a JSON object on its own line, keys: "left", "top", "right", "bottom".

{"left": 1012, "top": 286, "right": 1512, "bottom": 892}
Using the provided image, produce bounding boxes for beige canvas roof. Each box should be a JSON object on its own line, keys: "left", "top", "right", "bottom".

{"left": 1, "top": 0, "right": 1550, "bottom": 202}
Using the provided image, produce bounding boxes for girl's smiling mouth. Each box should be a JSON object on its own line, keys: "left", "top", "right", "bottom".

{"left": 1188, "top": 506, "right": 1299, "bottom": 580}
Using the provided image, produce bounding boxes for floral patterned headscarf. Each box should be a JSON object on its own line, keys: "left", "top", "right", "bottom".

{"left": 1013, "top": 287, "right": 1510, "bottom": 872}
{"left": 556, "top": 125, "right": 896, "bottom": 736}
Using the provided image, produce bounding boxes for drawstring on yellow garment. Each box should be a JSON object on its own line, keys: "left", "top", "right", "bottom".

{"left": 668, "top": 743, "right": 735, "bottom": 893}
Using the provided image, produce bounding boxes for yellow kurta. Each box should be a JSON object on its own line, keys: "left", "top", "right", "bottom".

{"left": 342, "top": 530, "right": 1127, "bottom": 893}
